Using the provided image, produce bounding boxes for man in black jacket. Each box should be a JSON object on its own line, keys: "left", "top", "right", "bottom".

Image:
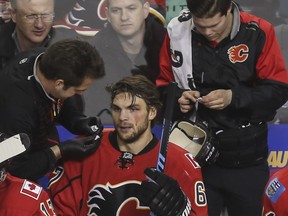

{"left": 0, "top": 39, "right": 105, "bottom": 181}
{"left": 84, "top": 0, "right": 166, "bottom": 125}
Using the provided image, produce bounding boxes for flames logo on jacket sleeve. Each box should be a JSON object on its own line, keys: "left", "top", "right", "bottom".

{"left": 227, "top": 44, "right": 249, "bottom": 63}
{"left": 87, "top": 181, "right": 149, "bottom": 215}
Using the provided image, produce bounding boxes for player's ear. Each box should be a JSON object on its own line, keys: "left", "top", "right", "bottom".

{"left": 11, "top": 8, "right": 17, "bottom": 23}
{"left": 148, "top": 106, "right": 157, "bottom": 121}
{"left": 143, "top": 1, "right": 150, "bottom": 19}
{"left": 105, "top": 6, "right": 111, "bottom": 23}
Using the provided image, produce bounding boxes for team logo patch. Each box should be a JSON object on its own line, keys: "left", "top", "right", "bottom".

{"left": 20, "top": 179, "right": 42, "bottom": 200}
{"left": 178, "top": 10, "right": 192, "bottom": 22}
{"left": 116, "top": 152, "right": 134, "bottom": 169}
{"left": 266, "top": 177, "right": 286, "bottom": 203}
{"left": 227, "top": 44, "right": 249, "bottom": 63}
{"left": 171, "top": 50, "right": 183, "bottom": 68}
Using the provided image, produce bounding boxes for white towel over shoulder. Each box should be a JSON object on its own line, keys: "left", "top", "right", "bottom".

{"left": 167, "top": 9, "right": 194, "bottom": 89}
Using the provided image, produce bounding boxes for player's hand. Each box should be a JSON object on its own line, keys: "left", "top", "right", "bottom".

{"left": 139, "top": 168, "right": 192, "bottom": 216}
{"left": 71, "top": 116, "right": 103, "bottom": 136}
{"left": 178, "top": 90, "right": 201, "bottom": 113}
{"left": 59, "top": 134, "right": 101, "bottom": 159}
{"left": 201, "top": 89, "right": 232, "bottom": 110}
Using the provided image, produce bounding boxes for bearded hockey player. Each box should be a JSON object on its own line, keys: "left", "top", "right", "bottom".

{"left": 48, "top": 75, "right": 208, "bottom": 216}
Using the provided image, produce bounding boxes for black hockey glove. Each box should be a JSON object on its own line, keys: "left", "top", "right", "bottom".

{"left": 59, "top": 134, "right": 101, "bottom": 159}
{"left": 71, "top": 116, "right": 103, "bottom": 136}
{"left": 139, "top": 168, "right": 192, "bottom": 216}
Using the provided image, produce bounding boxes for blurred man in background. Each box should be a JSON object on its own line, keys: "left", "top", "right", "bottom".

{"left": 84, "top": 0, "right": 166, "bottom": 125}
{"left": 0, "top": 0, "right": 79, "bottom": 71}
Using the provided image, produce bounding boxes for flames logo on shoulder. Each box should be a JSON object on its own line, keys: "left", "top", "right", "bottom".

{"left": 227, "top": 44, "right": 249, "bottom": 63}
{"left": 171, "top": 49, "right": 183, "bottom": 68}
{"left": 87, "top": 181, "right": 149, "bottom": 215}
{"left": 178, "top": 10, "right": 192, "bottom": 22}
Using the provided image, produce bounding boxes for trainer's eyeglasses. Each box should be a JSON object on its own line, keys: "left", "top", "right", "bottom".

{"left": 22, "top": 13, "right": 54, "bottom": 23}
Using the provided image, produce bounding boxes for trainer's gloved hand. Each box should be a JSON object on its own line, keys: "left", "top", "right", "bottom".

{"left": 59, "top": 134, "right": 101, "bottom": 159}
{"left": 139, "top": 168, "right": 192, "bottom": 216}
{"left": 71, "top": 116, "right": 103, "bottom": 136}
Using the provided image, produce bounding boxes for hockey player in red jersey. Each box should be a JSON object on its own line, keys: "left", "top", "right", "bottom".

{"left": 262, "top": 167, "right": 288, "bottom": 216}
{"left": 48, "top": 75, "right": 208, "bottom": 216}
{"left": 0, "top": 133, "right": 56, "bottom": 216}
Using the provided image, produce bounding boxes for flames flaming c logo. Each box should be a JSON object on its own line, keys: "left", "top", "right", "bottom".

{"left": 227, "top": 44, "right": 249, "bottom": 63}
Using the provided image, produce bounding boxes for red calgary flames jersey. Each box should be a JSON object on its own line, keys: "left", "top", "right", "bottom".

{"left": 48, "top": 131, "right": 208, "bottom": 216}
{"left": 262, "top": 167, "right": 288, "bottom": 216}
{"left": 0, "top": 173, "right": 55, "bottom": 216}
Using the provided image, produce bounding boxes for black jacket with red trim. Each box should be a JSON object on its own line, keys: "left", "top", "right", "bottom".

{"left": 158, "top": 5, "right": 288, "bottom": 129}
{"left": 0, "top": 48, "right": 86, "bottom": 181}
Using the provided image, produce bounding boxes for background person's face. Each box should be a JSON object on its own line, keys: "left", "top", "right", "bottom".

{"left": 106, "top": 0, "right": 149, "bottom": 38}
{"left": 11, "top": 0, "right": 54, "bottom": 46}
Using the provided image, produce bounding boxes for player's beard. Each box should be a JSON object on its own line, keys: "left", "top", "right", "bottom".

{"left": 116, "top": 118, "right": 149, "bottom": 144}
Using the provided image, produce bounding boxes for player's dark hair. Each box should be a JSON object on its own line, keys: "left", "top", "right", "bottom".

{"left": 186, "top": 0, "right": 232, "bottom": 18}
{"left": 108, "top": 75, "right": 162, "bottom": 125}
{"left": 39, "top": 39, "right": 105, "bottom": 89}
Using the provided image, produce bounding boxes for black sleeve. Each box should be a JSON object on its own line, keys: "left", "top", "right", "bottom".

{"left": 7, "top": 147, "right": 57, "bottom": 182}
{"left": 57, "top": 95, "right": 86, "bottom": 134}
{"left": 157, "top": 85, "right": 186, "bottom": 123}
{"left": 230, "top": 80, "right": 288, "bottom": 122}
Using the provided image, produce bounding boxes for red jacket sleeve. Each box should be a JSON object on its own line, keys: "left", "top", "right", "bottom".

{"left": 256, "top": 19, "right": 288, "bottom": 83}
{"left": 156, "top": 33, "right": 175, "bottom": 87}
